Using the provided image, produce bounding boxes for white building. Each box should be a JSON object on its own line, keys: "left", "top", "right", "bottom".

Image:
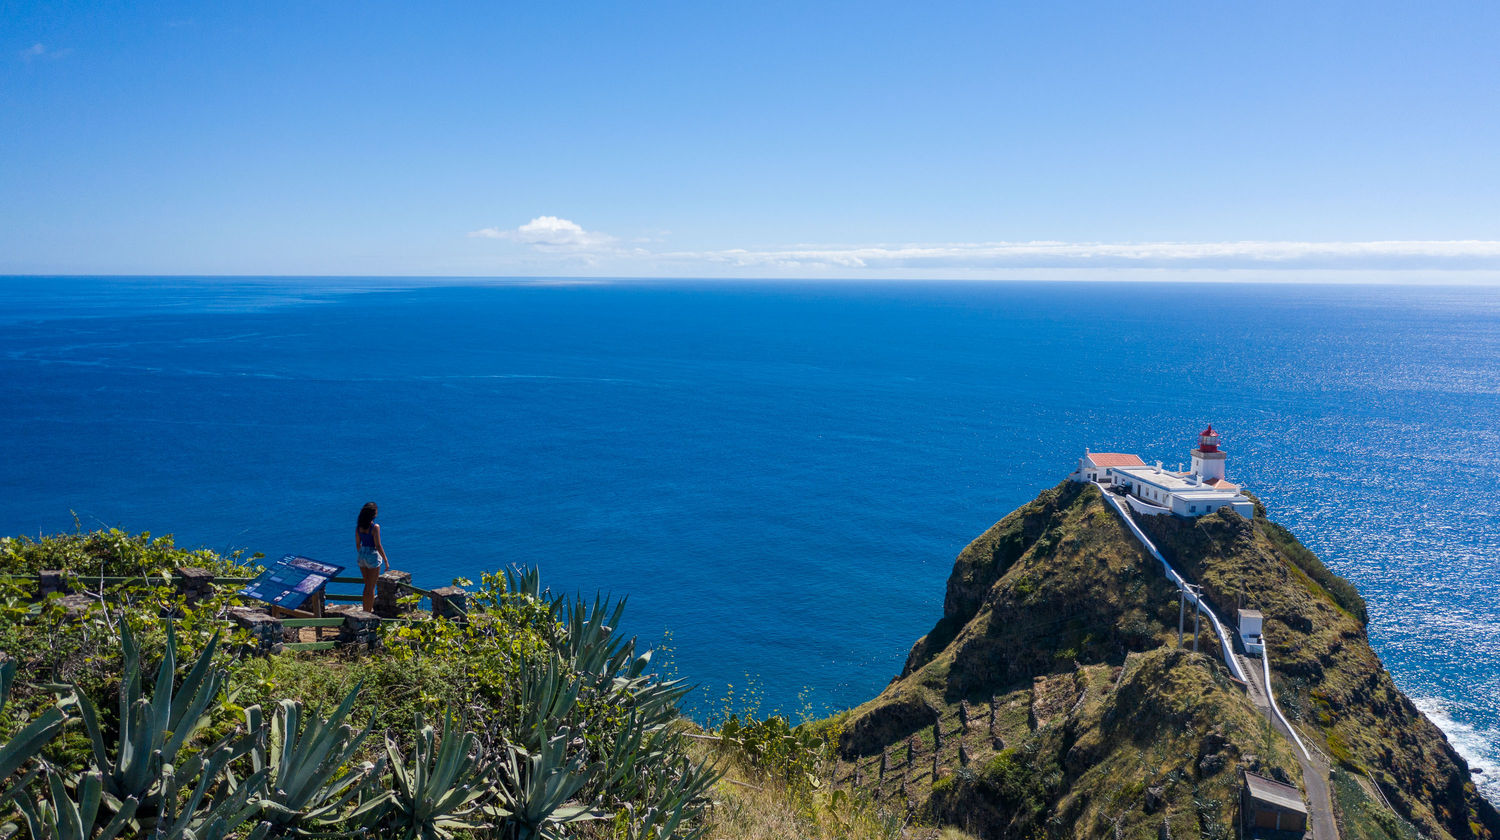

{"left": 1238, "top": 609, "right": 1265, "bottom": 655}
{"left": 1070, "top": 426, "right": 1256, "bottom": 519}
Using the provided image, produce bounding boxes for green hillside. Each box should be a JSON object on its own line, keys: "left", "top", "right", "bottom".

{"left": 827, "top": 481, "right": 1499, "bottom": 840}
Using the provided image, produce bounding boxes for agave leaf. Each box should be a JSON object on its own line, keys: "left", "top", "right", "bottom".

{"left": 0, "top": 706, "right": 64, "bottom": 794}
{"left": 150, "top": 625, "right": 178, "bottom": 742}
{"left": 0, "top": 661, "right": 13, "bottom": 717}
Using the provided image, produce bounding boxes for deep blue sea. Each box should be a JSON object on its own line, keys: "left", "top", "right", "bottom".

{"left": 2, "top": 277, "right": 1497, "bottom": 802}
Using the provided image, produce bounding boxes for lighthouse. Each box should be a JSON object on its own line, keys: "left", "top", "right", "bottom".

{"left": 1190, "top": 425, "right": 1227, "bottom": 483}
{"left": 1071, "top": 425, "right": 1253, "bottom": 518}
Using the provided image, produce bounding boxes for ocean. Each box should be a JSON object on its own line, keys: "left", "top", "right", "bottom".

{"left": 2, "top": 276, "right": 1497, "bottom": 803}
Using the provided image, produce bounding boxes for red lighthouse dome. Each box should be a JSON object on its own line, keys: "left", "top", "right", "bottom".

{"left": 1198, "top": 425, "right": 1220, "bottom": 453}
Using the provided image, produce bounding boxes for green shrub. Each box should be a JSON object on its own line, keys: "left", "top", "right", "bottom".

{"left": 1259, "top": 521, "right": 1368, "bottom": 625}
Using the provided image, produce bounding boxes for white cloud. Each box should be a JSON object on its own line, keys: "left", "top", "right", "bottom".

{"left": 18, "top": 43, "right": 71, "bottom": 62}
{"left": 663, "top": 239, "right": 1500, "bottom": 271}
{"left": 469, "top": 216, "right": 615, "bottom": 251}
{"left": 466, "top": 218, "right": 1500, "bottom": 278}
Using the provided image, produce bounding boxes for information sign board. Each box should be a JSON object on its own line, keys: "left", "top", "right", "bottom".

{"left": 238, "top": 554, "right": 344, "bottom": 611}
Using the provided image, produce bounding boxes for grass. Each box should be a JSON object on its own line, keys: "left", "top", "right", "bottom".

{"left": 1258, "top": 518, "right": 1368, "bottom": 626}
{"left": 683, "top": 741, "right": 915, "bottom": 840}
{"left": 1331, "top": 767, "right": 1423, "bottom": 840}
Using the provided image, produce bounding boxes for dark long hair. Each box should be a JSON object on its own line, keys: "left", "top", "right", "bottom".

{"left": 357, "top": 502, "right": 378, "bottom": 531}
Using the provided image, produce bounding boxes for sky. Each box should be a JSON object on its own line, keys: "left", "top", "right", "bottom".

{"left": 3, "top": 1, "right": 1499, "bottom": 280}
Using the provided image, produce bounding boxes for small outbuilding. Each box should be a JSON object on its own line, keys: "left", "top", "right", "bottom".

{"left": 1239, "top": 609, "right": 1265, "bottom": 656}
{"left": 1242, "top": 771, "right": 1308, "bottom": 833}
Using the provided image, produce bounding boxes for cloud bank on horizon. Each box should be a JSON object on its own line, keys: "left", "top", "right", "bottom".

{"left": 471, "top": 216, "right": 1500, "bottom": 275}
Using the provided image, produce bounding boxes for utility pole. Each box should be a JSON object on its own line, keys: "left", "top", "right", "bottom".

{"left": 1180, "top": 584, "right": 1203, "bottom": 653}
{"left": 1185, "top": 584, "right": 1203, "bottom": 653}
{"left": 1178, "top": 587, "right": 1187, "bottom": 648}
{"left": 1193, "top": 596, "right": 1202, "bottom": 653}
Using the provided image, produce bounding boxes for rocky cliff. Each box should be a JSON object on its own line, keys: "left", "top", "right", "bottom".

{"left": 824, "top": 481, "right": 1499, "bottom": 840}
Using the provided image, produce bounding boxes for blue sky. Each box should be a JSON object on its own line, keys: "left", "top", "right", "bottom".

{"left": 3, "top": 1, "right": 1499, "bottom": 279}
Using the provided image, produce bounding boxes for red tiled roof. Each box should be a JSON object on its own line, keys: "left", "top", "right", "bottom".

{"left": 1085, "top": 452, "right": 1146, "bottom": 468}
{"left": 1204, "top": 478, "right": 1241, "bottom": 491}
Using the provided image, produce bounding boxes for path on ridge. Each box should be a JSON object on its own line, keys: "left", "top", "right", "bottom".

{"left": 1094, "top": 483, "right": 1338, "bottom": 840}
{"left": 1242, "top": 654, "right": 1338, "bottom": 840}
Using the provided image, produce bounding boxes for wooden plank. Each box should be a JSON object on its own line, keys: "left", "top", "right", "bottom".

{"left": 282, "top": 618, "right": 345, "bottom": 628}
{"left": 282, "top": 641, "right": 338, "bottom": 652}
{"left": 270, "top": 605, "right": 317, "bottom": 619}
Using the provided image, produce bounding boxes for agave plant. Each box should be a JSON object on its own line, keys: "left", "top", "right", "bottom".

{"left": 14, "top": 745, "right": 265, "bottom": 840}
{"left": 65, "top": 623, "right": 248, "bottom": 830}
{"left": 617, "top": 754, "right": 718, "bottom": 840}
{"left": 512, "top": 656, "right": 582, "bottom": 753}
{"left": 559, "top": 594, "right": 628, "bottom": 682}
{"left": 13, "top": 770, "right": 140, "bottom": 840}
{"left": 500, "top": 567, "right": 556, "bottom": 610}
{"left": 559, "top": 593, "right": 690, "bottom": 731}
{"left": 0, "top": 660, "right": 66, "bottom": 810}
{"left": 148, "top": 737, "right": 267, "bottom": 840}
{"left": 243, "top": 687, "right": 387, "bottom": 836}
{"left": 492, "top": 732, "right": 603, "bottom": 840}
{"left": 382, "top": 710, "right": 497, "bottom": 840}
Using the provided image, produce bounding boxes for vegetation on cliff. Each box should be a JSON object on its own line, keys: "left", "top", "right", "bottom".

{"left": 1138, "top": 505, "right": 1495, "bottom": 839}
{"left": 0, "top": 530, "right": 725, "bottom": 839}
{"left": 831, "top": 481, "right": 1500, "bottom": 840}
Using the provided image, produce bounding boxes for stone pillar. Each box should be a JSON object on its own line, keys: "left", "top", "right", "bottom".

{"left": 335, "top": 608, "right": 381, "bottom": 651}
{"left": 429, "top": 586, "right": 468, "bottom": 623}
{"left": 231, "top": 608, "right": 283, "bottom": 655}
{"left": 374, "top": 569, "right": 412, "bottom": 618}
{"left": 57, "top": 594, "right": 93, "bottom": 620}
{"left": 175, "top": 567, "right": 215, "bottom": 603}
{"left": 35, "top": 570, "right": 70, "bottom": 601}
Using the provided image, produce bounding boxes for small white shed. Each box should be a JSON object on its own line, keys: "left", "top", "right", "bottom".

{"left": 1239, "top": 609, "right": 1264, "bottom": 656}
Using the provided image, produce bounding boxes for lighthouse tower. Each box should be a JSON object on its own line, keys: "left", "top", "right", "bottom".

{"left": 1190, "top": 425, "right": 1227, "bottom": 482}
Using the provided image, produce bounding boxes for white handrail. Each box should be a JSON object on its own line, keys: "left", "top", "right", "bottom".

{"left": 1093, "top": 482, "right": 1247, "bottom": 682}
{"left": 1263, "top": 646, "right": 1312, "bottom": 763}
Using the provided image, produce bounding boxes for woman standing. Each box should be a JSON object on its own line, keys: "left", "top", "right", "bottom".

{"left": 355, "top": 502, "right": 390, "bottom": 611}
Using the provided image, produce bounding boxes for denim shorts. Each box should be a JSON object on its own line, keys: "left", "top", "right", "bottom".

{"left": 357, "top": 546, "right": 381, "bottom": 570}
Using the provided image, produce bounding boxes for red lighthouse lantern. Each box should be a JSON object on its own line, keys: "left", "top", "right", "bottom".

{"left": 1198, "top": 425, "right": 1220, "bottom": 453}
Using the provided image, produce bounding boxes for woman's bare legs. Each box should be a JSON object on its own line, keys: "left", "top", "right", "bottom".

{"left": 361, "top": 565, "right": 378, "bottom": 612}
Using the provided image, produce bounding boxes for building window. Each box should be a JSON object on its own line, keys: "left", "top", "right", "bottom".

{"left": 1190, "top": 505, "right": 1197, "bottom": 513}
